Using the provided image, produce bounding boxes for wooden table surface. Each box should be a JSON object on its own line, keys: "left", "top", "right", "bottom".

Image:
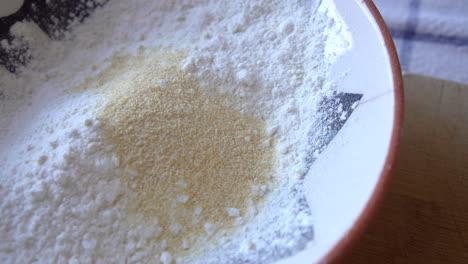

{"left": 343, "top": 74, "right": 468, "bottom": 263}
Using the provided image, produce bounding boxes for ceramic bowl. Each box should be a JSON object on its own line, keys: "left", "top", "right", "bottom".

{"left": 277, "top": 0, "right": 403, "bottom": 263}
{"left": 0, "top": 0, "right": 403, "bottom": 263}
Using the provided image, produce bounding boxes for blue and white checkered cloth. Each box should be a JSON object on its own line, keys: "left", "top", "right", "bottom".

{"left": 374, "top": 0, "right": 468, "bottom": 84}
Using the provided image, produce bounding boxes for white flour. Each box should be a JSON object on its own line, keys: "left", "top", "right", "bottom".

{"left": 0, "top": 0, "right": 349, "bottom": 263}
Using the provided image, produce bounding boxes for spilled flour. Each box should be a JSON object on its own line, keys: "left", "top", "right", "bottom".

{"left": 0, "top": 0, "right": 350, "bottom": 263}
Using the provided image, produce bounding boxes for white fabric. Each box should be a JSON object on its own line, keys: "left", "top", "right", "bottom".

{"left": 373, "top": 0, "right": 468, "bottom": 84}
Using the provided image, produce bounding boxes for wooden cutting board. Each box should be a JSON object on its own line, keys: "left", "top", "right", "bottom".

{"left": 343, "top": 74, "right": 468, "bottom": 263}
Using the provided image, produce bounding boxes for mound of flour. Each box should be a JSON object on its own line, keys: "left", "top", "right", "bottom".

{"left": 0, "top": 0, "right": 349, "bottom": 263}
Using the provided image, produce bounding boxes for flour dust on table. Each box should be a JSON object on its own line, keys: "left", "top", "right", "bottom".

{"left": 0, "top": 0, "right": 350, "bottom": 263}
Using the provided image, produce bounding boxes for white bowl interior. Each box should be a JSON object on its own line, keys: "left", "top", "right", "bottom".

{"left": 275, "top": 1, "right": 397, "bottom": 263}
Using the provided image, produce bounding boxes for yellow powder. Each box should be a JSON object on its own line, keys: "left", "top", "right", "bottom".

{"left": 89, "top": 48, "right": 276, "bottom": 257}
